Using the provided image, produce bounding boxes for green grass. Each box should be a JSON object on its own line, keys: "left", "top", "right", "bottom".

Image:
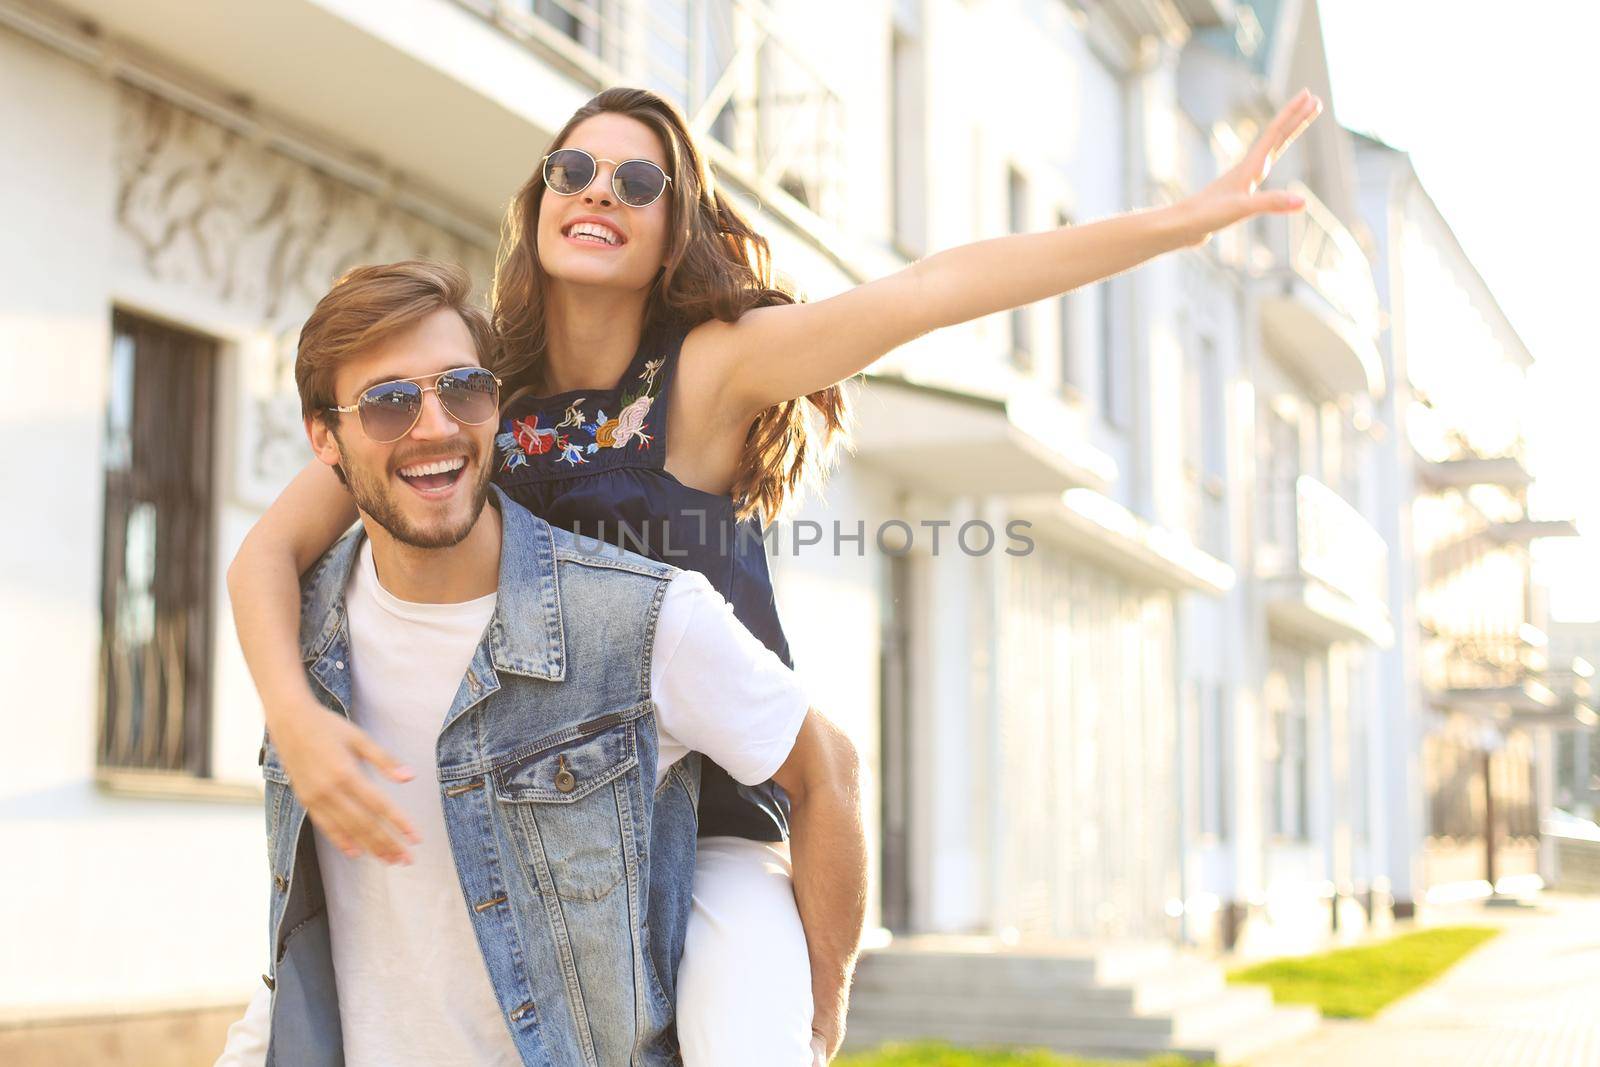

{"left": 1227, "top": 924, "right": 1500, "bottom": 1019}
{"left": 836, "top": 1044, "right": 1209, "bottom": 1067}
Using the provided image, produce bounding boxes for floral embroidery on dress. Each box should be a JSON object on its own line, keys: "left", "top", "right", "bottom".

{"left": 498, "top": 356, "right": 664, "bottom": 473}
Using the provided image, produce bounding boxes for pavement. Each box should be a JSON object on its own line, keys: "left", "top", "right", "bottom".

{"left": 1247, "top": 893, "right": 1600, "bottom": 1067}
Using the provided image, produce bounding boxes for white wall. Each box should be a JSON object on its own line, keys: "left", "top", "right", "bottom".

{"left": 0, "top": 30, "right": 267, "bottom": 1015}
{"left": 772, "top": 460, "right": 898, "bottom": 935}
{"left": 0, "top": 28, "right": 500, "bottom": 1014}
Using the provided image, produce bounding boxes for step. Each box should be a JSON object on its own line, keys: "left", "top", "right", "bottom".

{"left": 843, "top": 1012, "right": 1218, "bottom": 1057}
{"left": 844, "top": 1004, "right": 1317, "bottom": 1065}
{"left": 851, "top": 953, "right": 1229, "bottom": 1017}
{"left": 845, "top": 982, "right": 1272, "bottom": 1036}
{"left": 1168, "top": 985, "right": 1280, "bottom": 1042}
{"left": 849, "top": 969, "right": 1139, "bottom": 1007}
{"left": 1129, "top": 957, "right": 1229, "bottom": 1013}
{"left": 844, "top": 941, "right": 1321, "bottom": 1065}
{"left": 853, "top": 939, "right": 1179, "bottom": 990}
{"left": 1206, "top": 1005, "right": 1322, "bottom": 1064}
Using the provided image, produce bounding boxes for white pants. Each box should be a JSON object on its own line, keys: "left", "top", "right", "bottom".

{"left": 215, "top": 835, "right": 812, "bottom": 1066}
{"left": 677, "top": 836, "right": 814, "bottom": 1067}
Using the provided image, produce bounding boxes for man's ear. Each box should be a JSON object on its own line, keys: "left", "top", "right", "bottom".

{"left": 306, "top": 415, "right": 343, "bottom": 471}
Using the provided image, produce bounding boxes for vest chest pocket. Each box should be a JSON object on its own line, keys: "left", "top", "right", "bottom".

{"left": 491, "top": 714, "right": 641, "bottom": 903}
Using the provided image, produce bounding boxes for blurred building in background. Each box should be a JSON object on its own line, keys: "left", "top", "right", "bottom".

{"left": 1171, "top": 0, "right": 1395, "bottom": 964}
{"left": 1548, "top": 621, "right": 1600, "bottom": 820}
{"left": 1355, "top": 133, "right": 1589, "bottom": 911}
{"left": 0, "top": 0, "right": 1589, "bottom": 1063}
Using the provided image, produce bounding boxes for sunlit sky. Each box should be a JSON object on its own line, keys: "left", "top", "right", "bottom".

{"left": 1317, "top": 0, "right": 1599, "bottom": 621}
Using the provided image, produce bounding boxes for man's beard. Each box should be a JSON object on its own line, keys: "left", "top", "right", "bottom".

{"left": 338, "top": 436, "right": 494, "bottom": 550}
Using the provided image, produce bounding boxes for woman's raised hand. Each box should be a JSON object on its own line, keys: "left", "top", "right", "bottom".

{"left": 270, "top": 698, "right": 422, "bottom": 864}
{"left": 1177, "top": 87, "right": 1324, "bottom": 246}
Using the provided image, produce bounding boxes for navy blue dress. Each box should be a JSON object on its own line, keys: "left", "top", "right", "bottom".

{"left": 493, "top": 325, "right": 793, "bottom": 842}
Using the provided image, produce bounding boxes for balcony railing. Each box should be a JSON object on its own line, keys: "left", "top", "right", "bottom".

{"left": 1262, "top": 474, "right": 1388, "bottom": 608}
{"left": 1439, "top": 428, "right": 1528, "bottom": 467}
{"left": 1276, "top": 180, "right": 1382, "bottom": 342}
{"left": 1424, "top": 624, "right": 1562, "bottom": 713}
{"left": 471, "top": 0, "right": 843, "bottom": 220}
{"left": 1429, "top": 625, "right": 1548, "bottom": 692}
{"left": 1253, "top": 181, "right": 1384, "bottom": 398}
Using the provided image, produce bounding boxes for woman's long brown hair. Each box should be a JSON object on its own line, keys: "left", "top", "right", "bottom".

{"left": 492, "top": 86, "right": 850, "bottom": 523}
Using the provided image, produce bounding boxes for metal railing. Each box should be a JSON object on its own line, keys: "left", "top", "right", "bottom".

{"left": 472, "top": 0, "right": 844, "bottom": 220}
{"left": 98, "top": 312, "right": 216, "bottom": 777}
{"left": 1426, "top": 624, "right": 1551, "bottom": 694}
{"left": 1440, "top": 427, "right": 1529, "bottom": 466}
{"left": 1262, "top": 474, "right": 1388, "bottom": 607}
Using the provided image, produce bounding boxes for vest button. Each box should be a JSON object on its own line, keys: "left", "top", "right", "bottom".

{"left": 554, "top": 755, "right": 576, "bottom": 794}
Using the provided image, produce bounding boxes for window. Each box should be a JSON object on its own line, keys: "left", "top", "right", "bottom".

{"left": 879, "top": 551, "right": 917, "bottom": 931}
{"left": 1184, "top": 334, "right": 1226, "bottom": 554}
{"left": 1007, "top": 167, "right": 1031, "bottom": 372}
{"left": 1098, "top": 279, "right": 1123, "bottom": 425}
{"left": 1199, "top": 337, "right": 1225, "bottom": 482}
{"left": 1263, "top": 405, "right": 1301, "bottom": 569}
{"left": 1057, "top": 211, "right": 1079, "bottom": 393}
{"left": 98, "top": 311, "right": 218, "bottom": 776}
{"left": 890, "top": 10, "right": 927, "bottom": 257}
{"left": 1198, "top": 681, "right": 1232, "bottom": 839}
{"left": 528, "top": 0, "right": 603, "bottom": 56}
{"left": 1263, "top": 651, "right": 1309, "bottom": 841}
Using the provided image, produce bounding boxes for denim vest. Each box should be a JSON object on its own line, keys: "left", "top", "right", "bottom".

{"left": 258, "top": 488, "right": 700, "bottom": 1066}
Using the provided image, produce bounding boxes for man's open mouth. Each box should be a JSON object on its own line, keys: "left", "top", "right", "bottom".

{"left": 396, "top": 455, "right": 468, "bottom": 495}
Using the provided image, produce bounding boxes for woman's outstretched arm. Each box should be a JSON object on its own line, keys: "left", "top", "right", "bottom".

{"left": 227, "top": 459, "right": 421, "bottom": 864}
{"left": 702, "top": 89, "right": 1322, "bottom": 417}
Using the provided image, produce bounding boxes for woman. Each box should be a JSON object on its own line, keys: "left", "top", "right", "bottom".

{"left": 229, "top": 85, "right": 1322, "bottom": 1063}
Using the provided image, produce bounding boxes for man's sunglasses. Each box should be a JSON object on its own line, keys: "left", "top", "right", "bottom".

{"left": 542, "top": 148, "right": 672, "bottom": 208}
{"left": 328, "top": 367, "right": 502, "bottom": 444}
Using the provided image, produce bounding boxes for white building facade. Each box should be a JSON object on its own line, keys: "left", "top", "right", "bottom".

{"left": 1355, "top": 133, "right": 1589, "bottom": 911}
{"left": 0, "top": 0, "right": 1558, "bottom": 1060}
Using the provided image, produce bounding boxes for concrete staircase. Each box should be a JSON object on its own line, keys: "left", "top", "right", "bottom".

{"left": 843, "top": 937, "right": 1320, "bottom": 1064}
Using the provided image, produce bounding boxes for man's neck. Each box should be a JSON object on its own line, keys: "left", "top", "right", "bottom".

{"left": 541, "top": 279, "right": 648, "bottom": 394}
{"left": 362, "top": 503, "right": 502, "bottom": 604}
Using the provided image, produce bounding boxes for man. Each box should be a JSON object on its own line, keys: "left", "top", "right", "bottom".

{"left": 217, "top": 260, "right": 864, "bottom": 1065}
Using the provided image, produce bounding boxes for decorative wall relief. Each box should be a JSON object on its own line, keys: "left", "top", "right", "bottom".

{"left": 113, "top": 86, "right": 497, "bottom": 505}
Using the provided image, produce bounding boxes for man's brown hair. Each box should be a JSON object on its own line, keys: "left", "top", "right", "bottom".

{"left": 296, "top": 259, "right": 496, "bottom": 424}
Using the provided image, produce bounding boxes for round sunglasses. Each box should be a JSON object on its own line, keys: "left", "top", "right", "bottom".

{"left": 542, "top": 148, "right": 672, "bottom": 208}
{"left": 328, "top": 366, "right": 502, "bottom": 444}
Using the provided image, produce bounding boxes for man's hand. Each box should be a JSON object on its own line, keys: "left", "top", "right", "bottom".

{"left": 810, "top": 976, "right": 850, "bottom": 1061}
{"left": 269, "top": 699, "right": 421, "bottom": 863}
{"left": 771, "top": 710, "right": 866, "bottom": 1067}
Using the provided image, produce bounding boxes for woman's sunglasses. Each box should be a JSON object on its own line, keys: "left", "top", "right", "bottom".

{"left": 542, "top": 148, "right": 672, "bottom": 208}
{"left": 328, "top": 366, "right": 502, "bottom": 444}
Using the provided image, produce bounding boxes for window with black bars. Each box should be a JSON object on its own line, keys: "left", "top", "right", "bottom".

{"left": 1007, "top": 167, "right": 1032, "bottom": 372}
{"left": 98, "top": 310, "right": 218, "bottom": 777}
{"left": 1057, "top": 210, "right": 1078, "bottom": 394}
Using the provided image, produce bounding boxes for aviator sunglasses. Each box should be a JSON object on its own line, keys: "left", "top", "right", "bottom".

{"left": 328, "top": 366, "right": 502, "bottom": 444}
{"left": 542, "top": 148, "right": 673, "bottom": 208}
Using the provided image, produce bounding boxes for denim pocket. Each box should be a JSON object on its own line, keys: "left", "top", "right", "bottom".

{"left": 261, "top": 736, "right": 291, "bottom": 862}
{"left": 261, "top": 751, "right": 289, "bottom": 786}
{"left": 492, "top": 712, "right": 641, "bottom": 903}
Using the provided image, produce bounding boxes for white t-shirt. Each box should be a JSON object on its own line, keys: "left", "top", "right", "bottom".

{"left": 218, "top": 540, "right": 808, "bottom": 1067}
